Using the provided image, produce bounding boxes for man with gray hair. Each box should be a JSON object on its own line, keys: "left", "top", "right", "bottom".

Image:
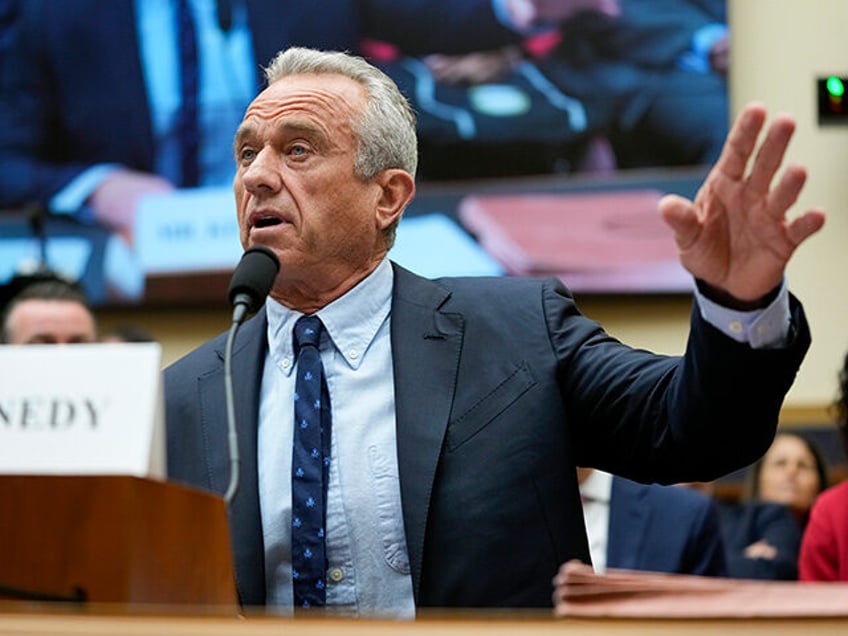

{"left": 164, "top": 47, "right": 824, "bottom": 617}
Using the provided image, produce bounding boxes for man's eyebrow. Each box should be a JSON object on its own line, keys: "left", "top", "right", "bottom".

{"left": 277, "top": 120, "right": 329, "bottom": 148}
{"left": 279, "top": 119, "right": 323, "bottom": 135}
{"left": 233, "top": 119, "right": 331, "bottom": 156}
{"left": 233, "top": 124, "right": 255, "bottom": 154}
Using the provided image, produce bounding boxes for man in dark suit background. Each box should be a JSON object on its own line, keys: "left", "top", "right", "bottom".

{"left": 578, "top": 468, "right": 726, "bottom": 576}
{"left": 0, "top": 0, "right": 608, "bottom": 241}
{"left": 163, "top": 46, "right": 824, "bottom": 615}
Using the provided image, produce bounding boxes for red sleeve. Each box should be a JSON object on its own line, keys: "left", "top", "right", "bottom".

{"left": 798, "top": 484, "right": 848, "bottom": 581}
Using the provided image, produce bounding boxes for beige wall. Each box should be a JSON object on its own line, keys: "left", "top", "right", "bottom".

{"left": 97, "top": 306, "right": 230, "bottom": 367}
{"left": 728, "top": 0, "right": 848, "bottom": 409}
{"left": 97, "top": 1, "right": 846, "bottom": 418}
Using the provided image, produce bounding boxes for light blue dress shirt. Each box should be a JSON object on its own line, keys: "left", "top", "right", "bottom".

{"left": 258, "top": 259, "right": 415, "bottom": 618}
{"left": 695, "top": 279, "right": 790, "bottom": 349}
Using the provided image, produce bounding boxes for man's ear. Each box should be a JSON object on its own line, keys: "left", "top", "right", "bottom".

{"left": 374, "top": 169, "right": 416, "bottom": 232}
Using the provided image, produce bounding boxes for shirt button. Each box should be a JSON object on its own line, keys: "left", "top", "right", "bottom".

{"left": 348, "top": 349, "right": 358, "bottom": 360}
{"left": 281, "top": 358, "right": 291, "bottom": 369}
{"left": 728, "top": 320, "right": 743, "bottom": 334}
{"left": 328, "top": 567, "right": 344, "bottom": 583}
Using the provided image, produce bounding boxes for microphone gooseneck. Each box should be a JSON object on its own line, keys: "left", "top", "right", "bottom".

{"left": 223, "top": 246, "right": 280, "bottom": 505}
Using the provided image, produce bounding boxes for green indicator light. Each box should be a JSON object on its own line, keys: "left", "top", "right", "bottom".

{"left": 827, "top": 76, "right": 845, "bottom": 97}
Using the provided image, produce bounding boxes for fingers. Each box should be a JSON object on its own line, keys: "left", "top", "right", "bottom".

{"left": 659, "top": 194, "right": 700, "bottom": 250}
{"left": 746, "top": 114, "right": 796, "bottom": 195}
{"left": 786, "top": 210, "right": 826, "bottom": 248}
{"left": 713, "top": 103, "right": 767, "bottom": 181}
{"left": 766, "top": 163, "right": 807, "bottom": 218}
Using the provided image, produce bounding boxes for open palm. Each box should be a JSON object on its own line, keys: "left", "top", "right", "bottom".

{"left": 660, "top": 103, "right": 825, "bottom": 303}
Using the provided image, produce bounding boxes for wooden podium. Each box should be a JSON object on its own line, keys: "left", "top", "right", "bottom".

{"left": 0, "top": 475, "right": 237, "bottom": 607}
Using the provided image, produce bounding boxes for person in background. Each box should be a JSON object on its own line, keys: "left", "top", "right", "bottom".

{"left": 417, "top": 0, "right": 729, "bottom": 174}
{"left": 705, "top": 431, "right": 827, "bottom": 580}
{"left": 162, "top": 46, "right": 823, "bottom": 615}
{"left": 578, "top": 468, "right": 726, "bottom": 576}
{"left": 0, "top": 276, "right": 96, "bottom": 344}
{"left": 799, "top": 353, "right": 848, "bottom": 581}
{"left": 747, "top": 431, "right": 829, "bottom": 529}
{"left": 689, "top": 478, "right": 803, "bottom": 579}
{"left": 0, "top": 0, "right": 603, "bottom": 243}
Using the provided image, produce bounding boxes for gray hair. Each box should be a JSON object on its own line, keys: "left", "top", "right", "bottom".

{"left": 263, "top": 48, "right": 418, "bottom": 248}
{"left": 265, "top": 47, "right": 417, "bottom": 173}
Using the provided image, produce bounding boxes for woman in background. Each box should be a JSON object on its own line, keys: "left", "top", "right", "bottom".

{"left": 748, "top": 431, "right": 829, "bottom": 529}
{"left": 715, "top": 431, "right": 828, "bottom": 580}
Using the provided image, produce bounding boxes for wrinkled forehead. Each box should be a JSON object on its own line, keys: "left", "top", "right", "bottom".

{"left": 244, "top": 73, "right": 366, "bottom": 127}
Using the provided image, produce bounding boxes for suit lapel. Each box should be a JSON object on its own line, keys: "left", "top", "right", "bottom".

{"left": 607, "top": 477, "right": 649, "bottom": 570}
{"left": 199, "top": 309, "right": 268, "bottom": 605}
{"left": 390, "top": 264, "right": 463, "bottom": 602}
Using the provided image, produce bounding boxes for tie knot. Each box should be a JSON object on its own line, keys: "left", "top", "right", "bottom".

{"left": 294, "top": 315, "right": 323, "bottom": 350}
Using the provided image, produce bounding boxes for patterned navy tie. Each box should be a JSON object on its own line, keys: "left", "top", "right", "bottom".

{"left": 176, "top": 0, "right": 199, "bottom": 187}
{"left": 291, "top": 315, "right": 332, "bottom": 607}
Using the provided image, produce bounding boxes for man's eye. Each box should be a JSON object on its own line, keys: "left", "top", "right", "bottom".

{"left": 240, "top": 148, "right": 256, "bottom": 161}
{"left": 290, "top": 144, "right": 308, "bottom": 156}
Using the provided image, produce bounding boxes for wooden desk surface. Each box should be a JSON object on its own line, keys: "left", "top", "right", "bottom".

{"left": 1, "top": 605, "right": 846, "bottom": 635}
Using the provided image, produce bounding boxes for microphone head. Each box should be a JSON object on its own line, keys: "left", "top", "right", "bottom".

{"left": 227, "top": 246, "right": 280, "bottom": 313}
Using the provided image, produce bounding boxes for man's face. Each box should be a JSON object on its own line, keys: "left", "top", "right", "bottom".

{"left": 232, "top": 73, "right": 392, "bottom": 302}
{"left": 4, "top": 300, "right": 96, "bottom": 344}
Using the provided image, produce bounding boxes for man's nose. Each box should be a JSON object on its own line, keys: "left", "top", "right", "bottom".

{"left": 242, "top": 147, "right": 283, "bottom": 193}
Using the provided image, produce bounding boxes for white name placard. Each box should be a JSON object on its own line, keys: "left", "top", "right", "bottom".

{"left": 0, "top": 343, "right": 165, "bottom": 479}
{"left": 135, "top": 187, "right": 242, "bottom": 275}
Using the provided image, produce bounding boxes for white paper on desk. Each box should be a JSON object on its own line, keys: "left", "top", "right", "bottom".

{"left": 0, "top": 343, "right": 165, "bottom": 479}
{"left": 391, "top": 213, "right": 504, "bottom": 278}
{"left": 134, "top": 187, "right": 241, "bottom": 274}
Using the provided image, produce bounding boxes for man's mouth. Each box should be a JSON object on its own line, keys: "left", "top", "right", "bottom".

{"left": 249, "top": 210, "right": 287, "bottom": 230}
{"left": 254, "top": 216, "right": 283, "bottom": 229}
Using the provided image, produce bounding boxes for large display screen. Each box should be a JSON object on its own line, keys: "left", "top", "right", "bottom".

{"left": 0, "top": 1, "right": 728, "bottom": 307}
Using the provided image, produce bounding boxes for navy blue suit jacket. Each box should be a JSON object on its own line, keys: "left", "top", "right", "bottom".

{"left": 0, "top": 0, "right": 517, "bottom": 212}
{"left": 717, "top": 500, "right": 802, "bottom": 580}
{"left": 607, "top": 476, "right": 726, "bottom": 576}
{"left": 164, "top": 263, "right": 810, "bottom": 608}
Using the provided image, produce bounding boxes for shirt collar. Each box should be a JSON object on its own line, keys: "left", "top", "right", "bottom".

{"left": 266, "top": 259, "right": 394, "bottom": 374}
{"left": 579, "top": 469, "right": 613, "bottom": 504}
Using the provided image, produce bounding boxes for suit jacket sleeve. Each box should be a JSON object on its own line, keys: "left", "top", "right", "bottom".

{"left": 543, "top": 277, "right": 811, "bottom": 484}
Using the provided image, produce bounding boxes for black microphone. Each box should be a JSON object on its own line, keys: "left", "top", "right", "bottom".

{"left": 227, "top": 245, "right": 280, "bottom": 324}
{"left": 223, "top": 246, "right": 280, "bottom": 505}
